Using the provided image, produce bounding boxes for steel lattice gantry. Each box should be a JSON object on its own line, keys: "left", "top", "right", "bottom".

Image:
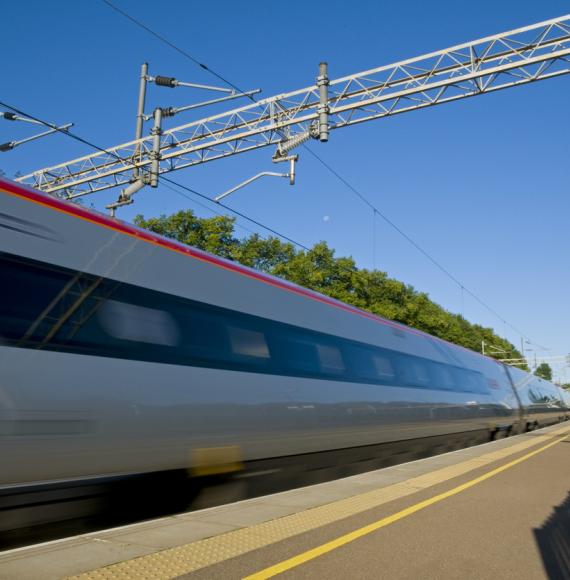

{"left": 17, "top": 14, "right": 570, "bottom": 199}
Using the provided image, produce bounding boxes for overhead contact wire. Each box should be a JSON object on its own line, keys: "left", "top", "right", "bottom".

{"left": 101, "top": 0, "right": 258, "bottom": 104}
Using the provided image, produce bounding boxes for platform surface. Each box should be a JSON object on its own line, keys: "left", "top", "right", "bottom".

{"left": 1, "top": 423, "right": 569, "bottom": 579}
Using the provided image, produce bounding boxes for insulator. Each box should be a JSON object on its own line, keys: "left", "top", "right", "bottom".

{"left": 276, "top": 131, "right": 313, "bottom": 156}
{"left": 2, "top": 112, "right": 17, "bottom": 121}
{"left": 155, "top": 76, "right": 177, "bottom": 88}
{"left": 0, "top": 142, "right": 14, "bottom": 152}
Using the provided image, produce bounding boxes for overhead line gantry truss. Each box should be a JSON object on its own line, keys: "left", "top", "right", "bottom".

{"left": 17, "top": 14, "right": 570, "bottom": 200}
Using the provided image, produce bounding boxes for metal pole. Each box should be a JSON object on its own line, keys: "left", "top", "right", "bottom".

{"left": 289, "top": 156, "right": 296, "bottom": 185}
{"left": 150, "top": 107, "right": 162, "bottom": 188}
{"left": 134, "top": 62, "right": 148, "bottom": 179}
{"left": 317, "top": 62, "right": 329, "bottom": 142}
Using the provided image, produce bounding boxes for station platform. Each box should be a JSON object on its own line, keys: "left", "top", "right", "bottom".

{"left": 1, "top": 423, "right": 569, "bottom": 579}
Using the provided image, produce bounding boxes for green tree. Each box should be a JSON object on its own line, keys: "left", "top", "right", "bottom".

{"left": 534, "top": 363, "right": 553, "bottom": 381}
{"left": 134, "top": 211, "right": 238, "bottom": 260}
{"left": 233, "top": 234, "right": 295, "bottom": 273}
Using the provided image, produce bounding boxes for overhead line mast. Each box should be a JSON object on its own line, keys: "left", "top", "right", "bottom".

{"left": 17, "top": 14, "right": 570, "bottom": 203}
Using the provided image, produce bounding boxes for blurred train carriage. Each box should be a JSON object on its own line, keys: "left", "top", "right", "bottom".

{"left": 0, "top": 176, "right": 568, "bottom": 535}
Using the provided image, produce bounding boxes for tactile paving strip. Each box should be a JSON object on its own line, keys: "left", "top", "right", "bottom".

{"left": 70, "top": 425, "right": 570, "bottom": 579}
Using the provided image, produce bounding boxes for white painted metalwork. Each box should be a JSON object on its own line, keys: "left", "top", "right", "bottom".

{"left": 1, "top": 113, "right": 74, "bottom": 152}
{"left": 17, "top": 14, "right": 570, "bottom": 199}
{"left": 215, "top": 155, "right": 298, "bottom": 202}
{"left": 215, "top": 172, "right": 290, "bottom": 202}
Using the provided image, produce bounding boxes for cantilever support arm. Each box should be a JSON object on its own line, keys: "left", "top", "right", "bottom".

{"left": 0, "top": 116, "right": 73, "bottom": 152}
{"left": 214, "top": 171, "right": 290, "bottom": 203}
{"left": 215, "top": 155, "right": 298, "bottom": 202}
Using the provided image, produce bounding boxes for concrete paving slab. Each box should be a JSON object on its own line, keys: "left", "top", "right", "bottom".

{"left": 188, "top": 501, "right": 303, "bottom": 527}
{"left": 0, "top": 537, "right": 155, "bottom": 580}
{"left": 253, "top": 488, "right": 364, "bottom": 510}
{"left": 100, "top": 519, "right": 239, "bottom": 550}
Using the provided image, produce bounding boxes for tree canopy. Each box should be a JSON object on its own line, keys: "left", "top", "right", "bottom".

{"left": 534, "top": 363, "right": 553, "bottom": 381}
{"left": 134, "top": 210, "right": 526, "bottom": 366}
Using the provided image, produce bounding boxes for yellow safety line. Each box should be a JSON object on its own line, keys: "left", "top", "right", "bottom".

{"left": 244, "top": 433, "right": 567, "bottom": 579}
{"left": 68, "top": 425, "right": 570, "bottom": 579}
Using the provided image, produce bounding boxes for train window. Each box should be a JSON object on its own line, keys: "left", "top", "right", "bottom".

{"left": 430, "top": 363, "right": 456, "bottom": 391}
{"left": 528, "top": 380, "right": 551, "bottom": 403}
{"left": 1, "top": 254, "right": 74, "bottom": 342}
{"left": 228, "top": 326, "right": 270, "bottom": 359}
{"left": 538, "top": 389, "right": 549, "bottom": 404}
{"left": 179, "top": 310, "right": 229, "bottom": 362}
{"left": 275, "top": 334, "right": 321, "bottom": 375}
{"left": 343, "top": 345, "right": 395, "bottom": 384}
{"left": 538, "top": 388, "right": 551, "bottom": 403}
{"left": 457, "top": 370, "right": 480, "bottom": 393}
{"left": 393, "top": 356, "right": 409, "bottom": 385}
{"left": 471, "top": 371, "right": 490, "bottom": 394}
{"left": 477, "top": 373, "right": 490, "bottom": 394}
{"left": 316, "top": 344, "right": 345, "bottom": 374}
{"left": 450, "top": 368, "right": 476, "bottom": 393}
{"left": 410, "top": 360, "right": 432, "bottom": 387}
{"left": 371, "top": 354, "right": 396, "bottom": 381}
{"left": 528, "top": 388, "right": 540, "bottom": 404}
{"left": 394, "top": 356, "right": 431, "bottom": 388}
{"left": 98, "top": 300, "right": 180, "bottom": 346}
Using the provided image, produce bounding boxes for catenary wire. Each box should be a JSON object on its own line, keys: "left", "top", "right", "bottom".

{"left": 101, "top": 0, "right": 257, "bottom": 104}
{"left": 162, "top": 177, "right": 310, "bottom": 251}
{"left": 99, "top": 1, "right": 545, "bottom": 348}
{"left": 159, "top": 180, "right": 260, "bottom": 238}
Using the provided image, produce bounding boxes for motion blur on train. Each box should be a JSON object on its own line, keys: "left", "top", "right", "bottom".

{"left": 1, "top": 177, "right": 569, "bottom": 541}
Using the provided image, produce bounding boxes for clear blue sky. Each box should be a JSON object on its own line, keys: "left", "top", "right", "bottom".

{"left": 2, "top": 1, "right": 569, "bottom": 379}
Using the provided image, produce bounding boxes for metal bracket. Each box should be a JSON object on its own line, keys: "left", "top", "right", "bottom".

{"left": 273, "top": 154, "right": 298, "bottom": 185}
{"left": 105, "top": 178, "right": 148, "bottom": 216}
{"left": 215, "top": 156, "right": 298, "bottom": 202}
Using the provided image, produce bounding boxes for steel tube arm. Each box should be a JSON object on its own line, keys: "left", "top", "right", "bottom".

{"left": 214, "top": 172, "right": 289, "bottom": 202}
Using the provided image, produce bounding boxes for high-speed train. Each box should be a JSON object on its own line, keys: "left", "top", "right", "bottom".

{"left": 1, "top": 176, "right": 569, "bottom": 530}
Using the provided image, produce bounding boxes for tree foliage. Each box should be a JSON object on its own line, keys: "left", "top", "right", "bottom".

{"left": 534, "top": 363, "right": 553, "bottom": 381}
{"left": 134, "top": 210, "right": 525, "bottom": 363}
